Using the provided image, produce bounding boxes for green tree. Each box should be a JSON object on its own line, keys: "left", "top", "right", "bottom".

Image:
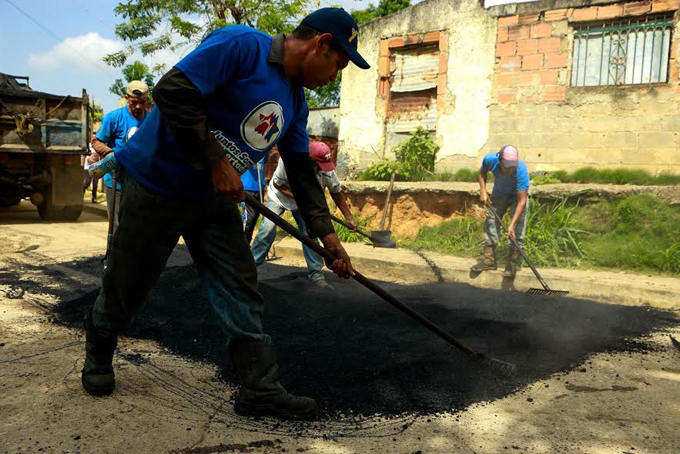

{"left": 306, "top": 73, "right": 341, "bottom": 108}
{"left": 104, "top": 0, "right": 313, "bottom": 69}
{"left": 305, "top": 0, "right": 410, "bottom": 107}
{"left": 351, "top": 0, "right": 410, "bottom": 25}
{"left": 109, "top": 61, "right": 156, "bottom": 99}
{"left": 91, "top": 103, "right": 104, "bottom": 122}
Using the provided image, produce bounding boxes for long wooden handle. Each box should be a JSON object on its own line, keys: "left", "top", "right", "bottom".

{"left": 488, "top": 203, "right": 551, "bottom": 292}
{"left": 244, "top": 193, "right": 479, "bottom": 359}
{"left": 330, "top": 214, "right": 373, "bottom": 240}
{"left": 379, "top": 172, "right": 396, "bottom": 231}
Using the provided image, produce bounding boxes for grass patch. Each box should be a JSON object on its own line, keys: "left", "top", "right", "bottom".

{"left": 422, "top": 168, "right": 488, "bottom": 183}
{"left": 332, "top": 214, "right": 372, "bottom": 243}
{"left": 400, "top": 216, "right": 484, "bottom": 257}
{"left": 360, "top": 165, "right": 680, "bottom": 186}
{"left": 401, "top": 195, "right": 679, "bottom": 275}
{"left": 574, "top": 195, "right": 680, "bottom": 274}
{"left": 533, "top": 167, "right": 680, "bottom": 186}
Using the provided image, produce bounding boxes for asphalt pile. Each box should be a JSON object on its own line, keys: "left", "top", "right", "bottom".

{"left": 54, "top": 260, "right": 675, "bottom": 417}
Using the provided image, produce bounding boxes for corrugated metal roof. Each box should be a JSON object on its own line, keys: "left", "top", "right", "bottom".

{"left": 390, "top": 48, "right": 439, "bottom": 93}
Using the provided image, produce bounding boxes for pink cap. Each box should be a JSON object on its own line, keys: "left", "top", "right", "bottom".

{"left": 310, "top": 141, "right": 335, "bottom": 171}
{"left": 499, "top": 145, "right": 519, "bottom": 168}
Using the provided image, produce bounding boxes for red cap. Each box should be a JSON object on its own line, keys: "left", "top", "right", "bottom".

{"left": 310, "top": 141, "right": 335, "bottom": 171}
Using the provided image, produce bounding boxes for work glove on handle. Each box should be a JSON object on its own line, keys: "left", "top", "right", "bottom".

{"left": 88, "top": 152, "right": 118, "bottom": 179}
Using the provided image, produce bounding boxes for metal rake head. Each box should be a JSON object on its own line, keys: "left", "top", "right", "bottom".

{"left": 527, "top": 288, "right": 569, "bottom": 296}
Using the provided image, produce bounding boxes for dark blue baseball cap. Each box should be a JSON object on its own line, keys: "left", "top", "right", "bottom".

{"left": 301, "top": 7, "right": 370, "bottom": 70}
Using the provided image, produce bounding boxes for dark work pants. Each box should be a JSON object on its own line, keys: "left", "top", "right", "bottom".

{"left": 92, "top": 174, "right": 270, "bottom": 349}
{"left": 242, "top": 190, "right": 262, "bottom": 244}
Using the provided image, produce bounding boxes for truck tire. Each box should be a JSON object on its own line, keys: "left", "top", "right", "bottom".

{"left": 0, "top": 198, "right": 22, "bottom": 208}
{"left": 37, "top": 184, "right": 83, "bottom": 221}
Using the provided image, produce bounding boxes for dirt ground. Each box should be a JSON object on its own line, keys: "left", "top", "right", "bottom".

{"left": 342, "top": 182, "right": 680, "bottom": 235}
{"left": 1, "top": 201, "right": 680, "bottom": 454}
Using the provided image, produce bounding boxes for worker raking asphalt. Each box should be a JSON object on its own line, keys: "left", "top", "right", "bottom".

{"left": 53, "top": 258, "right": 676, "bottom": 417}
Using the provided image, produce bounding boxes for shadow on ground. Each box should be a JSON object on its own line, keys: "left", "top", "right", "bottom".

{"left": 39, "top": 256, "right": 678, "bottom": 418}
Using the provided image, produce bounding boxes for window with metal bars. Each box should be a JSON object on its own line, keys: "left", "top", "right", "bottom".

{"left": 571, "top": 15, "right": 673, "bottom": 87}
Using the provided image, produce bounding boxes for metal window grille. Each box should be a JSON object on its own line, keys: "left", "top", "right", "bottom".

{"left": 572, "top": 15, "right": 673, "bottom": 87}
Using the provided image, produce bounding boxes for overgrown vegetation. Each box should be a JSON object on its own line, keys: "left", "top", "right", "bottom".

{"left": 359, "top": 127, "right": 440, "bottom": 181}
{"left": 401, "top": 195, "right": 679, "bottom": 275}
{"left": 574, "top": 195, "right": 680, "bottom": 274}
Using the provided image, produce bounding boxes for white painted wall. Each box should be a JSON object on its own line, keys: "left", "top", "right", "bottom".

{"left": 307, "top": 107, "right": 340, "bottom": 138}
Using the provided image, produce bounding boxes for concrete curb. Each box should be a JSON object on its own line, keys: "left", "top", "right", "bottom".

{"left": 272, "top": 238, "right": 680, "bottom": 310}
{"left": 82, "top": 202, "right": 108, "bottom": 218}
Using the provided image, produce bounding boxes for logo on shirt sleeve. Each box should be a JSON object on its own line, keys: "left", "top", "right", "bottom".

{"left": 241, "top": 101, "right": 284, "bottom": 151}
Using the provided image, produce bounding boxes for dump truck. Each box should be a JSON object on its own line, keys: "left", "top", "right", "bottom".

{"left": 0, "top": 73, "right": 90, "bottom": 220}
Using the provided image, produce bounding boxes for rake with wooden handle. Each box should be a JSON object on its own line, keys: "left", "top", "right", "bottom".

{"left": 245, "top": 193, "right": 517, "bottom": 377}
{"left": 488, "top": 203, "right": 568, "bottom": 296}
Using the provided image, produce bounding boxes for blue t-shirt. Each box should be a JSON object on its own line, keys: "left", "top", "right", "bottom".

{"left": 481, "top": 152, "right": 530, "bottom": 196}
{"left": 96, "top": 106, "right": 146, "bottom": 189}
{"left": 115, "top": 26, "right": 310, "bottom": 200}
{"left": 241, "top": 156, "right": 267, "bottom": 192}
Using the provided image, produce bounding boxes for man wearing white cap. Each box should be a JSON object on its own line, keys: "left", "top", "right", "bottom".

{"left": 90, "top": 80, "right": 149, "bottom": 229}
{"left": 471, "top": 145, "right": 530, "bottom": 277}
{"left": 251, "top": 142, "right": 357, "bottom": 288}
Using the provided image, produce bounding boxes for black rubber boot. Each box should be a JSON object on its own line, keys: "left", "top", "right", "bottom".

{"left": 471, "top": 246, "right": 497, "bottom": 272}
{"left": 81, "top": 308, "right": 117, "bottom": 396}
{"left": 503, "top": 249, "right": 522, "bottom": 278}
{"left": 231, "top": 342, "right": 318, "bottom": 420}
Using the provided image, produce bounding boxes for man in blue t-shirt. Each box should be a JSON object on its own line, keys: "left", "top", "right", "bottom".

{"left": 471, "top": 145, "right": 530, "bottom": 278}
{"left": 240, "top": 156, "right": 267, "bottom": 243}
{"left": 91, "top": 80, "right": 149, "bottom": 230}
{"left": 83, "top": 8, "right": 370, "bottom": 420}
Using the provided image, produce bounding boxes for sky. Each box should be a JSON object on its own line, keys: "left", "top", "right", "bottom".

{"left": 0, "top": 0, "right": 524, "bottom": 114}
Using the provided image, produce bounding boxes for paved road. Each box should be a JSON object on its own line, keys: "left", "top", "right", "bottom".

{"left": 1, "top": 200, "right": 679, "bottom": 453}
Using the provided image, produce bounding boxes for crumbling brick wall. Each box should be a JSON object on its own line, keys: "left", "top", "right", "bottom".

{"left": 488, "top": 0, "right": 680, "bottom": 174}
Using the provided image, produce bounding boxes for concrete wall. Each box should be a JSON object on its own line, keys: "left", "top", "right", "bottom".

{"left": 487, "top": 0, "right": 680, "bottom": 174}
{"left": 338, "top": 0, "right": 498, "bottom": 173}
{"left": 307, "top": 107, "right": 339, "bottom": 138}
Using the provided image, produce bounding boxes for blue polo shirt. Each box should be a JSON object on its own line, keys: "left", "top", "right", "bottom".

{"left": 481, "top": 152, "right": 530, "bottom": 197}
{"left": 241, "top": 156, "right": 267, "bottom": 193}
{"left": 115, "top": 25, "right": 310, "bottom": 200}
{"left": 96, "top": 106, "right": 146, "bottom": 189}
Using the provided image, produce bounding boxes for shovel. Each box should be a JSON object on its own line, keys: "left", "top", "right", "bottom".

{"left": 371, "top": 171, "right": 396, "bottom": 246}
{"left": 488, "top": 203, "right": 568, "bottom": 296}
{"left": 245, "top": 193, "right": 516, "bottom": 377}
{"left": 330, "top": 215, "right": 396, "bottom": 248}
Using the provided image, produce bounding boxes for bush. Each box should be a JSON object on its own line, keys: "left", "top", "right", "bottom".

{"left": 360, "top": 127, "right": 439, "bottom": 181}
